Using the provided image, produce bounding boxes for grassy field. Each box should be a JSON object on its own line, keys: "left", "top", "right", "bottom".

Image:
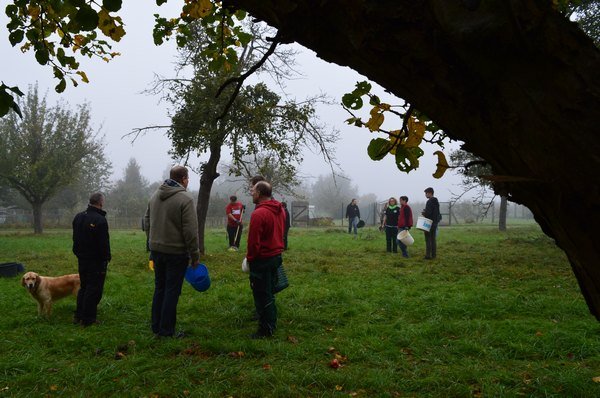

{"left": 0, "top": 224, "right": 599, "bottom": 397}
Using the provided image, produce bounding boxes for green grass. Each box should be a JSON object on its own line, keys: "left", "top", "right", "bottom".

{"left": 1, "top": 225, "right": 599, "bottom": 397}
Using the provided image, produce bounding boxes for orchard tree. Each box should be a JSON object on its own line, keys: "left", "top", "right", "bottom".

{"left": 4, "top": 1, "right": 600, "bottom": 319}
{"left": 450, "top": 149, "right": 509, "bottom": 230}
{"left": 0, "top": 84, "right": 110, "bottom": 233}
{"left": 139, "top": 22, "right": 337, "bottom": 254}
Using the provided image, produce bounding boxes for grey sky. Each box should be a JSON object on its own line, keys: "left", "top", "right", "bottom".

{"left": 1, "top": 3, "right": 467, "bottom": 203}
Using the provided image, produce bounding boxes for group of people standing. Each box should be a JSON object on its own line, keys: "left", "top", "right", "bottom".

{"left": 380, "top": 187, "right": 441, "bottom": 259}
{"left": 380, "top": 195, "right": 413, "bottom": 257}
{"left": 70, "top": 170, "right": 440, "bottom": 339}
{"left": 345, "top": 187, "right": 439, "bottom": 260}
{"left": 71, "top": 166, "right": 288, "bottom": 340}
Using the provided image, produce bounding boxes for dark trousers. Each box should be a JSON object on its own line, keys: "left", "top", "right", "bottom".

{"left": 249, "top": 255, "right": 281, "bottom": 335}
{"left": 227, "top": 224, "right": 242, "bottom": 247}
{"left": 385, "top": 226, "right": 398, "bottom": 253}
{"left": 76, "top": 259, "right": 107, "bottom": 325}
{"left": 151, "top": 251, "right": 188, "bottom": 336}
{"left": 424, "top": 225, "right": 438, "bottom": 258}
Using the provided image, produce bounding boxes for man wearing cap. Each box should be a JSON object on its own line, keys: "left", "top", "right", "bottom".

{"left": 246, "top": 181, "right": 286, "bottom": 339}
{"left": 422, "top": 187, "right": 441, "bottom": 260}
{"left": 145, "top": 166, "right": 200, "bottom": 338}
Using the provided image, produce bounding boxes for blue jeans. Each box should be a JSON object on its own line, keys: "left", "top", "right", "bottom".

{"left": 348, "top": 216, "right": 359, "bottom": 235}
{"left": 397, "top": 227, "right": 409, "bottom": 257}
{"left": 151, "top": 251, "right": 189, "bottom": 336}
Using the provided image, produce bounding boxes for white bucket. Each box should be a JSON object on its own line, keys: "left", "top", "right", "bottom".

{"left": 397, "top": 229, "right": 414, "bottom": 246}
{"left": 416, "top": 216, "right": 433, "bottom": 232}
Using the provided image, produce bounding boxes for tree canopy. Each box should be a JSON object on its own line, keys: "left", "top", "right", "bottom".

{"left": 0, "top": 84, "right": 110, "bottom": 233}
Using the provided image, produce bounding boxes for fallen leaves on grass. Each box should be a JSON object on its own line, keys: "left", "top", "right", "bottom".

{"left": 287, "top": 335, "right": 299, "bottom": 344}
{"left": 262, "top": 364, "right": 272, "bottom": 370}
{"left": 181, "top": 343, "right": 214, "bottom": 358}
{"left": 592, "top": 376, "right": 600, "bottom": 383}
{"left": 327, "top": 348, "right": 348, "bottom": 369}
{"left": 228, "top": 351, "right": 245, "bottom": 358}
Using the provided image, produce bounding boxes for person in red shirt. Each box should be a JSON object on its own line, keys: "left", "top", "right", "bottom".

{"left": 397, "top": 195, "right": 414, "bottom": 258}
{"left": 246, "top": 181, "right": 285, "bottom": 339}
{"left": 225, "top": 195, "right": 244, "bottom": 250}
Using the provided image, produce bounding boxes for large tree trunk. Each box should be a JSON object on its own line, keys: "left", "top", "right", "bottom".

{"left": 196, "top": 139, "right": 223, "bottom": 255}
{"left": 32, "top": 201, "right": 43, "bottom": 234}
{"left": 499, "top": 195, "right": 508, "bottom": 232}
{"left": 226, "top": 0, "right": 600, "bottom": 319}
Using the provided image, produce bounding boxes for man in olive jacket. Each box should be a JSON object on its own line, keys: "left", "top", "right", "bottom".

{"left": 144, "top": 166, "right": 200, "bottom": 337}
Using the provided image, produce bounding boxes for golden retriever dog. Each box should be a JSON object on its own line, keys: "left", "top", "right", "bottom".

{"left": 21, "top": 272, "right": 80, "bottom": 317}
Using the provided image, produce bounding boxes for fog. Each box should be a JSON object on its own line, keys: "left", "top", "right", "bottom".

{"left": 1, "top": 3, "right": 469, "bottom": 204}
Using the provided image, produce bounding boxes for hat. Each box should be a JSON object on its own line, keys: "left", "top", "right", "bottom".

{"left": 185, "top": 264, "right": 211, "bottom": 292}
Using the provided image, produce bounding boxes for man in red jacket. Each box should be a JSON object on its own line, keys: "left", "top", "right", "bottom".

{"left": 246, "top": 181, "right": 285, "bottom": 339}
{"left": 397, "top": 195, "right": 414, "bottom": 258}
{"left": 225, "top": 195, "right": 244, "bottom": 250}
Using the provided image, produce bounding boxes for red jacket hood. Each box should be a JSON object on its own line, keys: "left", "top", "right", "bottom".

{"left": 256, "top": 199, "right": 283, "bottom": 215}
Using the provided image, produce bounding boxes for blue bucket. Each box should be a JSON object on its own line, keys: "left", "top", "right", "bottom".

{"left": 185, "top": 264, "right": 211, "bottom": 292}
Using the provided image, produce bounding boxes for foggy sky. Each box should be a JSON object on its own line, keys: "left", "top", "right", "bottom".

{"left": 1, "top": 2, "right": 468, "bottom": 203}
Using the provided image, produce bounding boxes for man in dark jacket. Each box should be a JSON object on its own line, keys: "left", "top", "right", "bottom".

{"left": 145, "top": 166, "right": 200, "bottom": 338}
{"left": 72, "top": 192, "right": 111, "bottom": 326}
{"left": 422, "top": 187, "right": 441, "bottom": 260}
{"left": 246, "top": 181, "right": 286, "bottom": 339}
{"left": 345, "top": 199, "right": 360, "bottom": 236}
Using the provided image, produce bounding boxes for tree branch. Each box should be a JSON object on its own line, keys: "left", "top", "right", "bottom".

{"left": 215, "top": 32, "right": 282, "bottom": 120}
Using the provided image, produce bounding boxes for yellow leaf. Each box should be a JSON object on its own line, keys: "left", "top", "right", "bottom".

{"left": 98, "top": 10, "right": 126, "bottom": 42}
{"left": 50, "top": 385, "right": 58, "bottom": 391}
{"left": 388, "top": 132, "right": 402, "bottom": 155}
{"left": 365, "top": 107, "right": 384, "bottom": 131}
{"left": 76, "top": 71, "right": 89, "bottom": 83}
{"left": 405, "top": 116, "right": 426, "bottom": 147}
{"left": 188, "top": 0, "right": 213, "bottom": 18}
{"left": 28, "top": 5, "right": 41, "bottom": 20}
{"left": 432, "top": 150, "right": 449, "bottom": 179}
{"left": 335, "top": 385, "right": 343, "bottom": 391}
{"left": 74, "top": 34, "right": 86, "bottom": 46}
{"left": 592, "top": 376, "right": 600, "bottom": 383}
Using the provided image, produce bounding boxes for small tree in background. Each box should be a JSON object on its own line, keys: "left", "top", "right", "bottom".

{"left": 0, "top": 85, "right": 110, "bottom": 233}
{"left": 310, "top": 174, "right": 357, "bottom": 218}
{"left": 108, "top": 158, "right": 152, "bottom": 220}
{"left": 450, "top": 149, "right": 508, "bottom": 231}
